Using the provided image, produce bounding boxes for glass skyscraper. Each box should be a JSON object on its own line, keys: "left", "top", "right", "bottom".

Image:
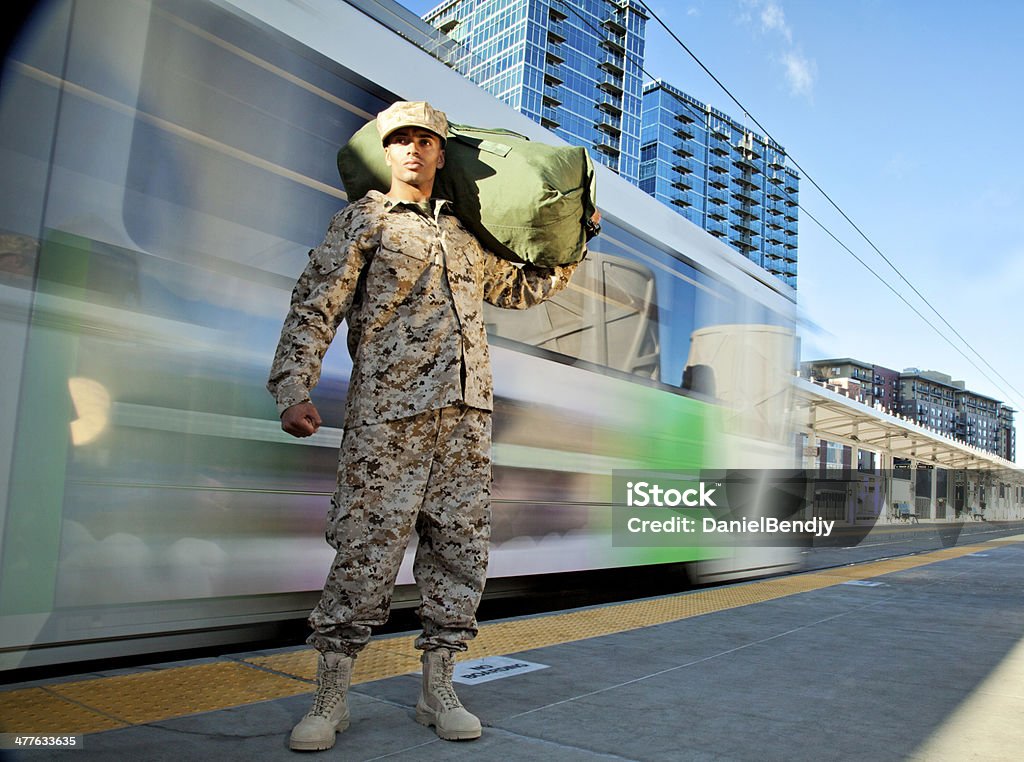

{"left": 421, "top": 2, "right": 798, "bottom": 288}
{"left": 641, "top": 80, "right": 799, "bottom": 289}
{"left": 423, "top": 0, "right": 647, "bottom": 181}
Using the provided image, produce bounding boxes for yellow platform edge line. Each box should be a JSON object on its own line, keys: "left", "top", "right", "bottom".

{"left": 2, "top": 537, "right": 1017, "bottom": 734}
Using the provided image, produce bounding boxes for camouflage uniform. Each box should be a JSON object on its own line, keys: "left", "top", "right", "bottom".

{"left": 268, "top": 190, "right": 577, "bottom": 655}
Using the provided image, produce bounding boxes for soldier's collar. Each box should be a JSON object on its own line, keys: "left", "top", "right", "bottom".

{"left": 377, "top": 192, "right": 452, "bottom": 218}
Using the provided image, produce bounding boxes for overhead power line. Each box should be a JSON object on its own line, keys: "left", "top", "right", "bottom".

{"left": 625, "top": 0, "right": 1023, "bottom": 409}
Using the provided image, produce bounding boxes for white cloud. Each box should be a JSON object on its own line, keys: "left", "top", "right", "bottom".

{"left": 782, "top": 50, "right": 816, "bottom": 97}
{"left": 738, "top": 0, "right": 816, "bottom": 98}
{"left": 759, "top": 0, "right": 792, "bottom": 43}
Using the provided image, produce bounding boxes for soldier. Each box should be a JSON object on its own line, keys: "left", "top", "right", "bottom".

{"left": 268, "top": 101, "right": 581, "bottom": 751}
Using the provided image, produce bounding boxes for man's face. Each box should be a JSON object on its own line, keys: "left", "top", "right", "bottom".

{"left": 384, "top": 127, "right": 445, "bottom": 189}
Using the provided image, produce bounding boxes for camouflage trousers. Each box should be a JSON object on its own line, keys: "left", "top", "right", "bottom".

{"left": 307, "top": 404, "right": 491, "bottom": 656}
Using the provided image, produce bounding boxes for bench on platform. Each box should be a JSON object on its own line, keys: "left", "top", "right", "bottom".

{"left": 897, "top": 504, "right": 919, "bottom": 524}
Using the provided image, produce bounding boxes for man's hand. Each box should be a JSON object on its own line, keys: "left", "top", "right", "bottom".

{"left": 281, "top": 402, "right": 322, "bottom": 438}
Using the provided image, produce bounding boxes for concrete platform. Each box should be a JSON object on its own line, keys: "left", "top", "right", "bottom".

{"left": 4, "top": 536, "right": 1023, "bottom": 761}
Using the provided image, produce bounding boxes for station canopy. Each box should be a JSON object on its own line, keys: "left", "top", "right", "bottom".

{"left": 795, "top": 378, "right": 1021, "bottom": 476}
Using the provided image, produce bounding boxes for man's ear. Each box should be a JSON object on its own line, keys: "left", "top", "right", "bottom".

{"left": 437, "top": 148, "right": 445, "bottom": 170}
{"left": 383, "top": 143, "right": 393, "bottom": 168}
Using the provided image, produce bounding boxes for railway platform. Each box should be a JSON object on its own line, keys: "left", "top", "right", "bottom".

{"left": 3, "top": 530, "right": 1023, "bottom": 761}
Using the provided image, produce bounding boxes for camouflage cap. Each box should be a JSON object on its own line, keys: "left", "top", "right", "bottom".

{"left": 376, "top": 101, "right": 449, "bottom": 145}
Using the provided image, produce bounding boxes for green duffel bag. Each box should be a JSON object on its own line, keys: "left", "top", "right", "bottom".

{"left": 337, "top": 121, "right": 598, "bottom": 267}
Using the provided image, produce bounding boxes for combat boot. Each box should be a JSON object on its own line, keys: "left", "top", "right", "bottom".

{"left": 415, "top": 649, "right": 481, "bottom": 741}
{"left": 289, "top": 651, "right": 353, "bottom": 751}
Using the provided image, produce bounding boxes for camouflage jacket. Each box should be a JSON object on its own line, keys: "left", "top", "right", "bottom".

{"left": 268, "top": 190, "right": 579, "bottom": 426}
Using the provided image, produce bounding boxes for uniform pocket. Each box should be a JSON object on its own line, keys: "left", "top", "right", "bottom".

{"left": 380, "top": 227, "right": 429, "bottom": 261}
{"left": 456, "top": 239, "right": 481, "bottom": 269}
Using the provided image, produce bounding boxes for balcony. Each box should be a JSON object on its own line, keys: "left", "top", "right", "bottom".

{"left": 731, "top": 234, "right": 759, "bottom": 253}
{"left": 672, "top": 157, "right": 699, "bottom": 175}
{"left": 543, "top": 85, "right": 561, "bottom": 108}
{"left": 705, "top": 218, "right": 728, "bottom": 236}
{"left": 549, "top": 6, "right": 567, "bottom": 22}
{"left": 733, "top": 175, "right": 759, "bottom": 191}
{"left": 595, "top": 111, "right": 621, "bottom": 135}
{"left": 731, "top": 217, "right": 759, "bottom": 236}
{"left": 733, "top": 153, "right": 760, "bottom": 173}
{"left": 541, "top": 104, "right": 560, "bottom": 130}
{"left": 547, "top": 28, "right": 566, "bottom": 46}
{"left": 595, "top": 91, "right": 623, "bottom": 115}
{"left": 600, "top": 35, "right": 626, "bottom": 57}
{"left": 602, "top": 15, "right": 627, "bottom": 36}
{"left": 734, "top": 189, "right": 761, "bottom": 206}
{"left": 598, "top": 53, "right": 624, "bottom": 77}
{"left": 594, "top": 134, "right": 621, "bottom": 156}
{"left": 543, "top": 66, "right": 563, "bottom": 86}
{"left": 672, "top": 143, "right": 694, "bottom": 159}
{"left": 784, "top": 189, "right": 799, "bottom": 206}
{"left": 597, "top": 72, "right": 624, "bottom": 97}
{"left": 735, "top": 135, "right": 761, "bottom": 159}
{"left": 674, "top": 111, "right": 694, "bottom": 125}
{"left": 708, "top": 174, "right": 729, "bottom": 190}
{"left": 708, "top": 154, "right": 729, "bottom": 174}
{"left": 671, "top": 178, "right": 693, "bottom": 193}
{"left": 671, "top": 197, "right": 691, "bottom": 209}
{"left": 545, "top": 49, "right": 564, "bottom": 66}
{"left": 674, "top": 125, "right": 694, "bottom": 141}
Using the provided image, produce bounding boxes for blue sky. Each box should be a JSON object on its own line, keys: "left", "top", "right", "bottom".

{"left": 400, "top": 0, "right": 1024, "bottom": 452}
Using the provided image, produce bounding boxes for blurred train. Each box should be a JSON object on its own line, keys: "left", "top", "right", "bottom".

{"left": 0, "top": 0, "right": 799, "bottom": 670}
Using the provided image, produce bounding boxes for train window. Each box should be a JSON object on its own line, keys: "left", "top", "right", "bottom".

{"left": 485, "top": 246, "right": 664, "bottom": 383}
{"left": 485, "top": 218, "right": 708, "bottom": 389}
{"left": 486, "top": 210, "right": 796, "bottom": 432}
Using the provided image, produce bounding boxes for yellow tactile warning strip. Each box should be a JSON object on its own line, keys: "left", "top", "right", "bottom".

{"left": 47, "top": 661, "right": 311, "bottom": 726}
{"left": 0, "top": 687, "right": 127, "bottom": 734}
{"left": 0, "top": 539, "right": 1017, "bottom": 734}
{"left": 247, "top": 639, "right": 421, "bottom": 684}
